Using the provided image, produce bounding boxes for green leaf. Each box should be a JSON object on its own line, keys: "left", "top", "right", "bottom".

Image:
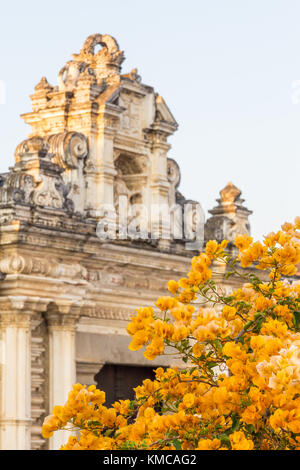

{"left": 293, "top": 311, "right": 300, "bottom": 329}
{"left": 206, "top": 361, "right": 217, "bottom": 369}
{"left": 244, "top": 320, "right": 253, "bottom": 330}
{"left": 231, "top": 414, "right": 240, "bottom": 432}
{"left": 212, "top": 339, "right": 223, "bottom": 353}
{"left": 172, "top": 439, "right": 182, "bottom": 450}
{"left": 87, "top": 420, "right": 101, "bottom": 426}
{"left": 219, "top": 434, "right": 231, "bottom": 446}
{"left": 225, "top": 271, "right": 234, "bottom": 280}
{"left": 245, "top": 424, "right": 255, "bottom": 434}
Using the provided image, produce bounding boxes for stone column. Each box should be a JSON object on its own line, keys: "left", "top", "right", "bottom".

{"left": 0, "top": 297, "right": 36, "bottom": 450}
{"left": 46, "top": 305, "right": 79, "bottom": 450}
{"left": 148, "top": 130, "right": 171, "bottom": 247}
{"left": 84, "top": 107, "right": 119, "bottom": 219}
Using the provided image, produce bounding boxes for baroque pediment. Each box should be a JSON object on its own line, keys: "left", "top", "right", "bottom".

{"left": 155, "top": 94, "right": 178, "bottom": 128}
{"left": 1, "top": 33, "right": 210, "bottom": 253}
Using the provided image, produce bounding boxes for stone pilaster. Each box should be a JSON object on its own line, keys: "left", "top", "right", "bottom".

{"left": 85, "top": 107, "right": 120, "bottom": 218}
{"left": 0, "top": 297, "right": 42, "bottom": 450}
{"left": 45, "top": 304, "right": 79, "bottom": 450}
{"left": 146, "top": 129, "right": 171, "bottom": 245}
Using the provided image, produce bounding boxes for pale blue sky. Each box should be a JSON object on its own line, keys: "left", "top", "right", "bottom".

{"left": 0, "top": 0, "right": 299, "bottom": 239}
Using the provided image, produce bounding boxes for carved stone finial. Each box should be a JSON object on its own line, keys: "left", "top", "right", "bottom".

{"left": 57, "top": 34, "right": 124, "bottom": 92}
{"left": 205, "top": 183, "right": 252, "bottom": 245}
{"left": 34, "top": 77, "right": 53, "bottom": 93}
{"left": 79, "top": 34, "right": 120, "bottom": 58}
{"left": 220, "top": 182, "right": 241, "bottom": 204}
{"left": 122, "top": 68, "right": 141, "bottom": 83}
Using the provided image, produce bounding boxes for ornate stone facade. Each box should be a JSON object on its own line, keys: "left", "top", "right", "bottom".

{"left": 0, "top": 34, "right": 252, "bottom": 449}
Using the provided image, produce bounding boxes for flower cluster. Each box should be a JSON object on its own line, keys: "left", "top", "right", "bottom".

{"left": 42, "top": 219, "right": 300, "bottom": 450}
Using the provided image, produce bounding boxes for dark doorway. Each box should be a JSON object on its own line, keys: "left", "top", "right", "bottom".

{"left": 95, "top": 364, "right": 156, "bottom": 407}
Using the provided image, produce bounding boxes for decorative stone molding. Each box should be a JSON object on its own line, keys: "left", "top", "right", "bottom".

{"left": 11, "top": 136, "right": 77, "bottom": 213}
{"left": 0, "top": 254, "right": 87, "bottom": 279}
{"left": 0, "top": 172, "right": 37, "bottom": 205}
{"left": 86, "top": 266, "right": 170, "bottom": 292}
{"left": 31, "top": 313, "right": 48, "bottom": 450}
{"left": 90, "top": 306, "right": 137, "bottom": 321}
{"left": 33, "top": 176, "right": 64, "bottom": 210}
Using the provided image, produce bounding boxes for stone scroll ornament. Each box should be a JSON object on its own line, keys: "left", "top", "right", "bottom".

{"left": 167, "top": 158, "right": 181, "bottom": 189}
{"left": 3, "top": 133, "right": 88, "bottom": 212}
{"left": 47, "top": 132, "right": 88, "bottom": 170}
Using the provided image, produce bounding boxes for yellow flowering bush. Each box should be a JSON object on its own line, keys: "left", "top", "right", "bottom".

{"left": 42, "top": 218, "right": 300, "bottom": 450}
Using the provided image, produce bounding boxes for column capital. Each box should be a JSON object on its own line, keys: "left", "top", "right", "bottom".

{"left": 45, "top": 313, "right": 79, "bottom": 331}
{"left": 45, "top": 301, "right": 81, "bottom": 331}
{"left": 0, "top": 296, "right": 48, "bottom": 328}
{"left": 0, "top": 296, "right": 48, "bottom": 313}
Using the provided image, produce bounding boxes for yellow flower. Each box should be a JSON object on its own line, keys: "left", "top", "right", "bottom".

{"left": 197, "top": 438, "right": 221, "bottom": 450}
{"left": 229, "top": 431, "right": 254, "bottom": 450}
{"left": 269, "top": 409, "right": 289, "bottom": 432}
{"left": 167, "top": 280, "right": 179, "bottom": 294}
{"left": 235, "top": 234, "right": 253, "bottom": 251}
{"left": 144, "top": 337, "right": 165, "bottom": 360}
{"left": 205, "top": 240, "right": 218, "bottom": 258}
{"left": 112, "top": 399, "right": 130, "bottom": 415}
{"left": 156, "top": 296, "right": 178, "bottom": 311}
{"left": 222, "top": 306, "right": 237, "bottom": 321}
{"left": 42, "top": 221, "right": 300, "bottom": 451}
{"left": 260, "top": 319, "right": 288, "bottom": 338}
{"left": 42, "top": 414, "right": 62, "bottom": 438}
{"left": 144, "top": 407, "right": 156, "bottom": 420}
{"left": 241, "top": 405, "right": 261, "bottom": 425}
{"left": 182, "top": 393, "right": 195, "bottom": 408}
{"left": 192, "top": 342, "right": 205, "bottom": 357}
